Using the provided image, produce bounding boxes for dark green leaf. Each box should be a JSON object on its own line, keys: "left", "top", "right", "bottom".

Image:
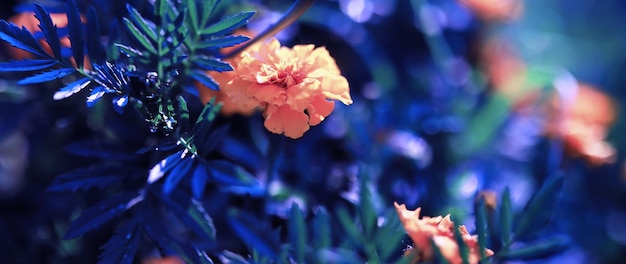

{"left": 514, "top": 174, "right": 564, "bottom": 240}
{"left": 313, "top": 208, "right": 331, "bottom": 250}
{"left": 17, "top": 67, "right": 75, "bottom": 84}
{"left": 358, "top": 173, "right": 377, "bottom": 240}
{"left": 0, "top": 59, "right": 55, "bottom": 72}
{"left": 201, "top": 11, "right": 255, "bottom": 36}
{"left": 500, "top": 187, "right": 513, "bottom": 247}
{"left": 190, "top": 70, "right": 219, "bottom": 90}
{"left": 500, "top": 236, "right": 570, "bottom": 260}
{"left": 336, "top": 207, "right": 362, "bottom": 246}
{"left": 475, "top": 197, "right": 489, "bottom": 261}
{"left": 454, "top": 223, "right": 470, "bottom": 264}
{"left": 288, "top": 203, "right": 307, "bottom": 263}
{"left": 34, "top": 4, "right": 61, "bottom": 58}
{"left": 66, "top": 0, "right": 84, "bottom": 68}
{"left": 53, "top": 77, "right": 91, "bottom": 100}
{"left": 123, "top": 18, "right": 157, "bottom": 54}
{"left": 126, "top": 4, "right": 157, "bottom": 41}
{"left": 86, "top": 86, "right": 107, "bottom": 107}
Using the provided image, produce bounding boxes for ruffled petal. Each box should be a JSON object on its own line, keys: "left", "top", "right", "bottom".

{"left": 307, "top": 95, "right": 335, "bottom": 126}
{"left": 263, "top": 105, "right": 310, "bottom": 139}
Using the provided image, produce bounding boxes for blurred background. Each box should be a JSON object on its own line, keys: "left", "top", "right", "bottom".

{"left": 1, "top": 0, "right": 626, "bottom": 263}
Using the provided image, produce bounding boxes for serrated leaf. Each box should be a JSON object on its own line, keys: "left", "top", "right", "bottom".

{"left": 184, "top": 0, "right": 199, "bottom": 32}
{"left": 514, "top": 174, "right": 564, "bottom": 241}
{"left": 66, "top": 0, "right": 84, "bottom": 68}
{"left": 64, "top": 192, "right": 139, "bottom": 239}
{"left": 196, "top": 35, "right": 250, "bottom": 50}
{"left": 201, "top": 11, "right": 255, "bottom": 36}
{"left": 98, "top": 218, "right": 140, "bottom": 264}
{"left": 500, "top": 187, "right": 513, "bottom": 247}
{"left": 126, "top": 4, "right": 157, "bottom": 41}
{"left": 190, "top": 70, "right": 219, "bottom": 91}
{"left": 227, "top": 209, "right": 281, "bottom": 260}
{"left": 86, "top": 6, "right": 103, "bottom": 64}
{"left": 0, "top": 59, "right": 56, "bottom": 72}
{"left": 53, "top": 77, "right": 91, "bottom": 100}
{"left": 500, "top": 236, "right": 569, "bottom": 260}
{"left": 47, "top": 165, "right": 125, "bottom": 192}
{"left": 0, "top": 20, "right": 49, "bottom": 57}
{"left": 34, "top": 4, "right": 61, "bottom": 58}
{"left": 163, "top": 157, "right": 194, "bottom": 194}
{"left": 18, "top": 67, "right": 75, "bottom": 85}
{"left": 288, "top": 203, "right": 307, "bottom": 263}
{"left": 192, "top": 57, "right": 232, "bottom": 72}
{"left": 123, "top": 18, "right": 157, "bottom": 54}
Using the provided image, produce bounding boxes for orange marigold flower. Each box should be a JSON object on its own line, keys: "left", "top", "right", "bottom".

{"left": 394, "top": 202, "right": 494, "bottom": 264}
{"left": 223, "top": 38, "right": 352, "bottom": 138}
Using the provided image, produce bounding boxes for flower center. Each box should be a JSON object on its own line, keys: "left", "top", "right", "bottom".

{"left": 269, "top": 65, "right": 303, "bottom": 88}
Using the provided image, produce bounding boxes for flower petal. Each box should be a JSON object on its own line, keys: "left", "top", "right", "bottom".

{"left": 307, "top": 95, "right": 335, "bottom": 126}
{"left": 263, "top": 105, "right": 310, "bottom": 139}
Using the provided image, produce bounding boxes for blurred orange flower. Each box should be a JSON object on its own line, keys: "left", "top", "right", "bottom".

{"left": 459, "top": 0, "right": 523, "bottom": 21}
{"left": 394, "top": 202, "right": 494, "bottom": 264}
{"left": 223, "top": 38, "right": 352, "bottom": 138}
{"left": 546, "top": 83, "right": 616, "bottom": 166}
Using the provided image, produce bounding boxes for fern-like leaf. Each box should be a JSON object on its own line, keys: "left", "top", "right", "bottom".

{"left": 34, "top": 4, "right": 62, "bottom": 58}
{"left": 0, "top": 20, "right": 49, "bottom": 57}
{"left": 66, "top": 0, "right": 84, "bottom": 68}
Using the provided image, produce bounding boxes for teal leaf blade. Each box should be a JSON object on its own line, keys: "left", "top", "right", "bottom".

{"left": 201, "top": 11, "right": 255, "bottom": 36}
{"left": 500, "top": 187, "right": 513, "bottom": 247}
{"left": 122, "top": 18, "right": 157, "bottom": 54}
{"left": 196, "top": 35, "right": 250, "bottom": 50}
{"left": 192, "top": 57, "right": 232, "bottom": 72}
{"left": 126, "top": 4, "right": 157, "bottom": 41}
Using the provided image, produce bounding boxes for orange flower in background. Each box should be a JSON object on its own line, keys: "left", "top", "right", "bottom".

{"left": 459, "top": 0, "right": 523, "bottom": 22}
{"left": 196, "top": 29, "right": 260, "bottom": 116}
{"left": 223, "top": 38, "right": 352, "bottom": 139}
{"left": 394, "top": 202, "right": 494, "bottom": 264}
{"left": 142, "top": 256, "right": 184, "bottom": 264}
{"left": 546, "top": 83, "right": 616, "bottom": 166}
